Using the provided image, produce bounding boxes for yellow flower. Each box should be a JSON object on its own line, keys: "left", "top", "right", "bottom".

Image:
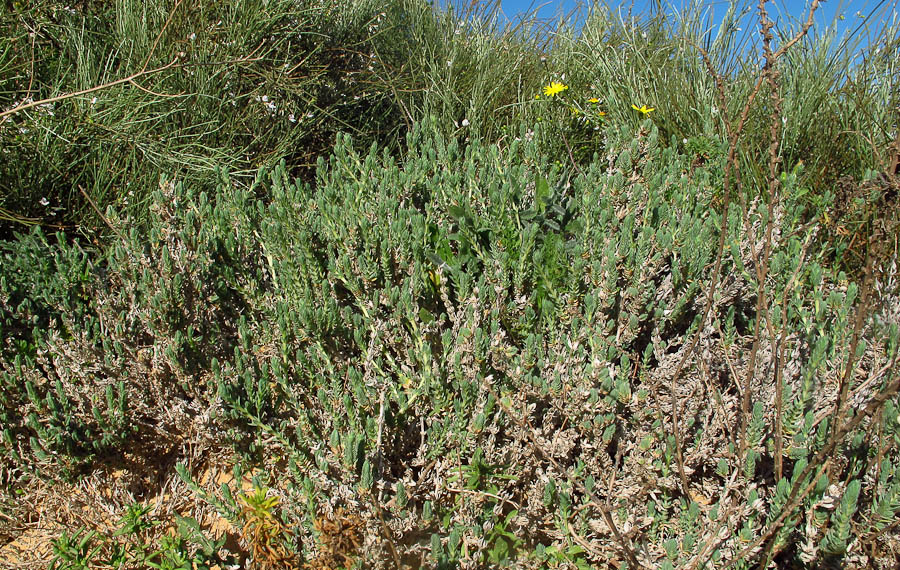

{"left": 597, "top": 110, "right": 607, "bottom": 117}
{"left": 588, "top": 98, "right": 600, "bottom": 103}
{"left": 543, "top": 82, "right": 569, "bottom": 97}
{"left": 632, "top": 104, "right": 655, "bottom": 115}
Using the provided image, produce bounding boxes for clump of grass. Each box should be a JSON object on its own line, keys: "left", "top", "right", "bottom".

{"left": 542, "top": 1, "right": 898, "bottom": 189}
{"left": 0, "top": 0, "right": 420, "bottom": 236}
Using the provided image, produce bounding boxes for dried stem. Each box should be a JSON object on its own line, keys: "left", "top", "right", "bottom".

{"left": 666, "top": 30, "right": 769, "bottom": 502}
{"left": 768, "top": 229, "right": 815, "bottom": 481}
{"left": 0, "top": 57, "right": 180, "bottom": 122}
{"left": 78, "top": 185, "right": 124, "bottom": 241}
{"left": 830, "top": 238, "right": 875, "bottom": 435}
{"left": 737, "top": 0, "right": 792, "bottom": 460}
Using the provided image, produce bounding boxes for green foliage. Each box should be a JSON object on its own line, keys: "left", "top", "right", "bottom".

{"left": 3, "top": 112, "right": 898, "bottom": 567}
{"left": 870, "top": 459, "right": 900, "bottom": 532}
{"left": 146, "top": 514, "right": 228, "bottom": 570}
{"left": 821, "top": 479, "right": 862, "bottom": 556}
{"left": 48, "top": 504, "right": 229, "bottom": 570}
{"left": 49, "top": 528, "right": 104, "bottom": 570}
{"left": 483, "top": 510, "right": 523, "bottom": 565}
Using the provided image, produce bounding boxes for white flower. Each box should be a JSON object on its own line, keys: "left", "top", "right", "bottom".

{"left": 188, "top": 33, "right": 196, "bottom": 41}
{"left": 261, "top": 95, "right": 269, "bottom": 102}
{"left": 288, "top": 113, "right": 296, "bottom": 123}
{"left": 461, "top": 118, "right": 469, "bottom": 127}
{"left": 40, "top": 197, "right": 50, "bottom": 206}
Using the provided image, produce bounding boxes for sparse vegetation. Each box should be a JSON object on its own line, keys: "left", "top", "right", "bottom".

{"left": 2, "top": 0, "right": 899, "bottom": 568}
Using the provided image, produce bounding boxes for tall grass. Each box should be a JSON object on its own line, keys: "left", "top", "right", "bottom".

{"left": 2, "top": 0, "right": 896, "bottom": 236}
{"left": 0, "top": 0, "right": 419, "bottom": 235}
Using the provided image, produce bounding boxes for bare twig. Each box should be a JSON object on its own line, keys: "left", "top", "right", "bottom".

{"left": 737, "top": 0, "right": 794, "bottom": 459}
{"left": 560, "top": 129, "right": 584, "bottom": 176}
{"left": 829, "top": 243, "right": 875, "bottom": 435}
{"left": 667, "top": 21, "right": 790, "bottom": 499}
{"left": 78, "top": 185, "right": 124, "bottom": 241}
{"left": 1, "top": 0, "right": 187, "bottom": 123}
{"left": 141, "top": 0, "right": 184, "bottom": 73}
{"left": 768, "top": 229, "right": 816, "bottom": 481}
{"left": 0, "top": 207, "right": 41, "bottom": 226}
{"left": 664, "top": 62, "right": 741, "bottom": 501}
{"left": 0, "top": 57, "right": 180, "bottom": 122}
{"left": 362, "top": 487, "right": 402, "bottom": 570}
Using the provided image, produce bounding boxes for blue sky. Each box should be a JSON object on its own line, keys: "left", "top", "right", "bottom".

{"left": 443, "top": 0, "right": 896, "bottom": 54}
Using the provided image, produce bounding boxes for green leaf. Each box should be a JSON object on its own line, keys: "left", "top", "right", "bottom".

{"left": 535, "top": 176, "right": 550, "bottom": 213}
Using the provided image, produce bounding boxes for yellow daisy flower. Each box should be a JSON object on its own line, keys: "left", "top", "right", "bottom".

{"left": 632, "top": 104, "right": 655, "bottom": 115}
{"left": 543, "top": 82, "right": 569, "bottom": 97}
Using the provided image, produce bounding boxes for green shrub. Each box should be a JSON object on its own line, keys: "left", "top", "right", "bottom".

{"left": 3, "top": 119, "right": 897, "bottom": 567}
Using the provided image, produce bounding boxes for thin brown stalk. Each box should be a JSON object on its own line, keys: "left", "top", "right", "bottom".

{"left": 78, "top": 185, "right": 124, "bottom": 241}
{"left": 0, "top": 57, "right": 180, "bottom": 122}
{"left": 141, "top": 0, "right": 185, "bottom": 74}
{"left": 737, "top": 0, "right": 791, "bottom": 459}
{"left": 128, "top": 79, "right": 185, "bottom": 98}
{"left": 664, "top": 35, "right": 760, "bottom": 502}
{"left": 684, "top": 474, "right": 743, "bottom": 570}
{"left": 679, "top": 5, "right": 826, "bottom": 564}
{"left": 889, "top": 130, "right": 900, "bottom": 175}
{"left": 705, "top": 354, "right": 898, "bottom": 568}
{"left": 0, "top": 207, "right": 41, "bottom": 226}
{"left": 667, "top": 12, "right": 805, "bottom": 496}
{"left": 362, "top": 488, "right": 403, "bottom": 570}
{"left": 830, "top": 244, "right": 875, "bottom": 435}
{"left": 769, "top": 230, "right": 815, "bottom": 481}
{"left": 560, "top": 130, "right": 584, "bottom": 176}
{"left": 1, "top": 0, "right": 186, "bottom": 123}
{"left": 26, "top": 23, "right": 37, "bottom": 95}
